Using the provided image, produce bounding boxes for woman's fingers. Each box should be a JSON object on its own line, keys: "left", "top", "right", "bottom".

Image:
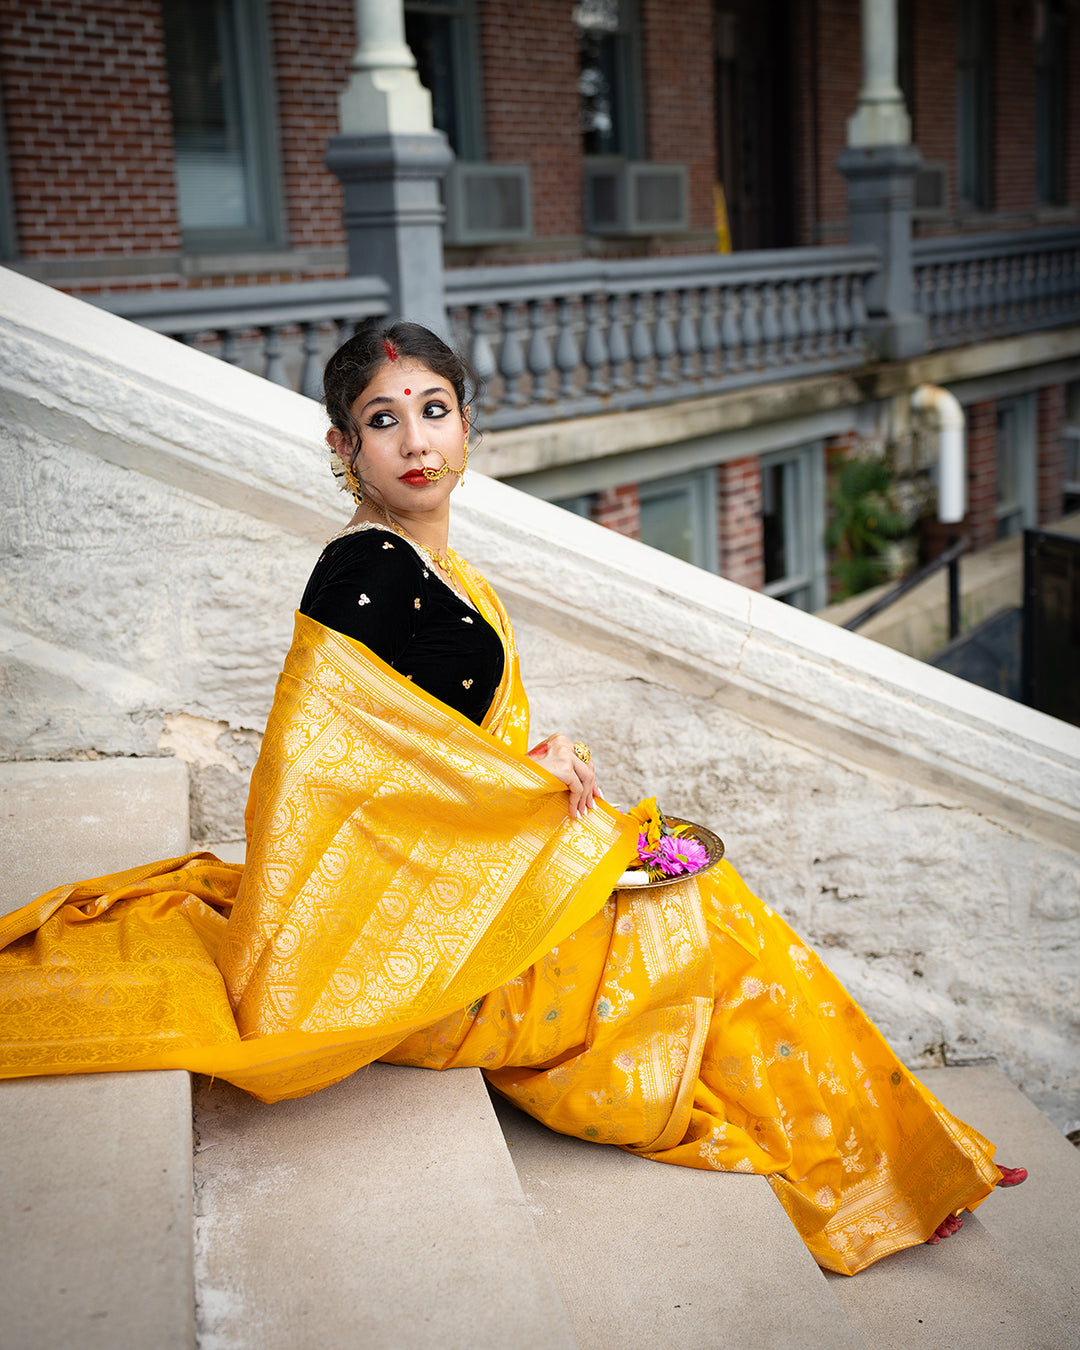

{"left": 528, "top": 735, "right": 599, "bottom": 820}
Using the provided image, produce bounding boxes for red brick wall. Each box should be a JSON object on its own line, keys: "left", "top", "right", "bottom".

{"left": 995, "top": 0, "right": 1035, "bottom": 218}
{"left": 964, "top": 398, "right": 999, "bottom": 550}
{"left": 640, "top": 0, "right": 715, "bottom": 236}
{"left": 1037, "top": 382, "right": 1066, "bottom": 524}
{"left": 716, "top": 456, "right": 764, "bottom": 589}
{"left": 0, "top": 0, "right": 180, "bottom": 260}
{"left": 271, "top": 0, "right": 349, "bottom": 261}
{"left": 590, "top": 483, "right": 640, "bottom": 539}
{"left": 479, "top": 0, "right": 582, "bottom": 243}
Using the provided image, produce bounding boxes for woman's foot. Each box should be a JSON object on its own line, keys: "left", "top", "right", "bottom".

{"left": 925, "top": 1212, "right": 963, "bottom": 1244}
{"left": 996, "top": 1164, "right": 1027, "bottom": 1187}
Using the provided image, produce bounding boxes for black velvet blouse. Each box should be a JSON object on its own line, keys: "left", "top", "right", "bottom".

{"left": 299, "top": 526, "right": 505, "bottom": 726}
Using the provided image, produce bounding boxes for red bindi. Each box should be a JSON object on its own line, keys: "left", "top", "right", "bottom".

{"left": 403, "top": 388, "right": 411, "bottom": 395}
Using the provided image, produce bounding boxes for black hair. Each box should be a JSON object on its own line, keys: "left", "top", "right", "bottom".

{"left": 322, "top": 319, "right": 476, "bottom": 461}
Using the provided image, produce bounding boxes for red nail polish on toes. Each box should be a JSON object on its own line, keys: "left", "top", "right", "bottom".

{"left": 997, "top": 1165, "right": 1028, "bottom": 1187}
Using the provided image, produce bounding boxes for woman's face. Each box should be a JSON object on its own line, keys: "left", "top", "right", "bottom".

{"left": 329, "top": 358, "right": 468, "bottom": 517}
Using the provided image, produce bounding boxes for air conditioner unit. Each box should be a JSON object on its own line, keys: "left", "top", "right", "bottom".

{"left": 443, "top": 162, "right": 532, "bottom": 245}
{"left": 913, "top": 163, "right": 949, "bottom": 218}
{"left": 584, "top": 161, "right": 689, "bottom": 236}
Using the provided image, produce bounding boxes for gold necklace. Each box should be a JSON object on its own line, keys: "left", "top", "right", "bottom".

{"left": 371, "top": 503, "right": 456, "bottom": 581}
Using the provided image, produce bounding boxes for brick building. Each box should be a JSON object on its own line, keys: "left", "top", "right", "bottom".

{"left": 1, "top": 0, "right": 1077, "bottom": 616}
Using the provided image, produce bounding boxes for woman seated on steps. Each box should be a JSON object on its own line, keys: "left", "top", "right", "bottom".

{"left": 0, "top": 320, "right": 1025, "bottom": 1276}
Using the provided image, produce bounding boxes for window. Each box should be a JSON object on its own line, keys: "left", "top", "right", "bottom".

{"left": 574, "top": 0, "right": 642, "bottom": 159}
{"left": 956, "top": 0, "right": 994, "bottom": 212}
{"left": 639, "top": 470, "right": 717, "bottom": 572}
{"left": 1065, "top": 381, "right": 1080, "bottom": 515}
{"left": 761, "top": 443, "right": 827, "bottom": 611}
{"left": 405, "top": 0, "right": 483, "bottom": 159}
{"left": 161, "top": 0, "right": 284, "bottom": 251}
{"left": 996, "top": 394, "right": 1037, "bottom": 538}
{"left": 0, "top": 68, "right": 15, "bottom": 261}
{"left": 1035, "top": 0, "right": 1068, "bottom": 206}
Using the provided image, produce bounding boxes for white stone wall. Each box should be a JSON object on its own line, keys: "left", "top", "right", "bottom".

{"left": 2, "top": 269, "right": 1078, "bottom": 1131}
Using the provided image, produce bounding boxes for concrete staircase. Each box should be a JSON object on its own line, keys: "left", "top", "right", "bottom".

{"left": 2, "top": 760, "right": 1078, "bottom": 1350}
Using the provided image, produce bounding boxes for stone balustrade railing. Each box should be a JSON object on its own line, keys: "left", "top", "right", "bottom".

{"left": 445, "top": 246, "right": 878, "bottom": 428}
{"left": 91, "top": 276, "right": 390, "bottom": 399}
{"left": 913, "top": 226, "right": 1080, "bottom": 350}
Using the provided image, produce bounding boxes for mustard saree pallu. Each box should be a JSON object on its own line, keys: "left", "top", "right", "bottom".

{"left": 0, "top": 556, "right": 1001, "bottom": 1273}
{"left": 0, "top": 596, "right": 640, "bottom": 1102}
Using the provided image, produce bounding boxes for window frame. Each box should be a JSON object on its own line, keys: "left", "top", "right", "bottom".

{"left": 163, "top": 0, "right": 286, "bottom": 255}
{"left": 956, "top": 0, "right": 995, "bottom": 214}
{"left": 638, "top": 467, "right": 718, "bottom": 573}
{"left": 0, "top": 67, "right": 17, "bottom": 262}
{"left": 575, "top": 0, "right": 645, "bottom": 163}
{"left": 995, "top": 394, "right": 1038, "bottom": 539}
{"left": 760, "top": 441, "right": 827, "bottom": 612}
{"left": 404, "top": 0, "right": 484, "bottom": 161}
{"left": 1035, "top": 0, "right": 1068, "bottom": 207}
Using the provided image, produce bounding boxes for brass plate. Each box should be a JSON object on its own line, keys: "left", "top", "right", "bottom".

{"left": 616, "top": 816, "right": 725, "bottom": 891}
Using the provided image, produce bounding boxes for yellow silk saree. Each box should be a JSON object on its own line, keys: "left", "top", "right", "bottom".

{"left": 0, "top": 551, "right": 1001, "bottom": 1274}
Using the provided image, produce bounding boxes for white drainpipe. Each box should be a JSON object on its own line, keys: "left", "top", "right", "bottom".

{"left": 911, "top": 383, "right": 966, "bottom": 523}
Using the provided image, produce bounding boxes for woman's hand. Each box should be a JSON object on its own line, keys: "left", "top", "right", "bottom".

{"left": 527, "top": 734, "right": 600, "bottom": 821}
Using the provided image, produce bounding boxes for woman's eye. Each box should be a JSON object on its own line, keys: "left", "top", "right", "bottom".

{"left": 423, "top": 401, "right": 451, "bottom": 418}
{"left": 368, "top": 411, "right": 396, "bottom": 428}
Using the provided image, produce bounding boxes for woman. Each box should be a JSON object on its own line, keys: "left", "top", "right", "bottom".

{"left": 0, "top": 322, "right": 1024, "bottom": 1275}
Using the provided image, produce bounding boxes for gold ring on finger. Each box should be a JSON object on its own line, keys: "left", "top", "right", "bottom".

{"left": 573, "top": 742, "right": 592, "bottom": 764}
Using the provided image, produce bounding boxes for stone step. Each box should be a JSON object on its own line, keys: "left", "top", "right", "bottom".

{"left": 826, "top": 1066, "right": 1078, "bottom": 1350}
{"left": 193, "top": 1065, "right": 577, "bottom": 1350}
{"left": 0, "top": 1069, "right": 195, "bottom": 1350}
{"left": 918, "top": 1066, "right": 1080, "bottom": 1331}
{"left": 489, "top": 1090, "right": 866, "bottom": 1350}
{"left": 0, "top": 757, "right": 190, "bottom": 917}
{"left": 0, "top": 757, "right": 196, "bottom": 1350}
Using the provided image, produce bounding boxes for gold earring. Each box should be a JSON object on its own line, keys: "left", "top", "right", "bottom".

{"left": 460, "top": 434, "right": 469, "bottom": 484}
{"left": 343, "top": 455, "right": 363, "bottom": 504}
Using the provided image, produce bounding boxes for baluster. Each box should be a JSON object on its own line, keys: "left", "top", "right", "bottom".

{"left": 676, "top": 288, "right": 698, "bottom": 381}
{"left": 1006, "top": 256, "right": 1024, "bottom": 329}
{"left": 582, "top": 292, "right": 609, "bottom": 394}
{"left": 299, "top": 321, "right": 323, "bottom": 400}
{"left": 759, "top": 281, "right": 781, "bottom": 369}
{"left": 833, "top": 275, "right": 852, "bottom": 356}
{"left": 554, "top": 296, "right": 580, "bottom": 403}
{"left": 796, "top": 278, "right": 817, "bottom": 359}
{"left": 262, "top": 325, "right": 288, "bottom": 387}
{"left": 498, "top": 302, "right": 527, "bottom": 407}
{"left": 630, "top": 292, "right": 652, "bottom": 388}
{"left": 720, "top": 284, "right": 742, "bottom": 373}
{"left": 1045, "top": 249, "right": 1061, "bottom": 320}
{"left": 973, "top": 258, "right": 992, "bottom": 332}
{"left": 990, "top": 257, "right": 1008, "bottom": 330}
{"left": 699, "top": 286, "right": 720, "bottom": 379}
{"left": 816, "top": 277, "right": 835, "bottom": 358}
{"left": 740, "top": 284, "right": 761, "bottom": 367}
{"left": 933, "top": 263, "right": 951, "bottom": 343}
{"left": 466, "top": 305, "right": 497, "bottom": 413}
{"left": 335, "top": 317, "right": 355, "bottom": 345}
{"left": 779, "top": 279, "right": 799, "bottom": 364}
{"left": 218, "top": 327, "right": 241, "bottom": 365}
{"left": 951, "top": 261, "right": 968, "bottom": 339}
{"left": 849, "top": 274, "right": 868, "bottom": 356}
{"left": 526, "top": 299, "right": 554, "bottom": 403}
{"left": 607, "top": 293, "right": 630, "bottom": 389}
{"left": 653, "top": 290, "right": 676, "bottom": 383}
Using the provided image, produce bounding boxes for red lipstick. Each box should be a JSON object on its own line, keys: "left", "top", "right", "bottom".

{"left": 399, "top": 469, "right": 429, "bottom": 484}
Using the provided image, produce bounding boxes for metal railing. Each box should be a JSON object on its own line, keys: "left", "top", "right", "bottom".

{"left": 913, "top": 226, "right": 1080, "bottom": 350}
{"left": 91, "top": 276, "right": 390, "bottom": 399}
{"left": 843, "top": 536, "right": 969, "bottom": 640}
{"left": 445, "top": 246, "right": 878, "bottom": 429}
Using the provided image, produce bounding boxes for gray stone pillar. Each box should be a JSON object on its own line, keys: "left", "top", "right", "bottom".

{"left": 324, "top": 0, "right": 452, "bottom": 335}
{"left": 836, "top": 0, "right": 927, "bottom": 361}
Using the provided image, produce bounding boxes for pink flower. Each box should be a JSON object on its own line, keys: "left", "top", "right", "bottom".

{"left": 638, "top": 833, "right": 708, "bottom": 877}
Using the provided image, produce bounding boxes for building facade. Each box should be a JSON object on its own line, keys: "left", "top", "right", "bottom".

{"left": 1, "top": 0, "right": 1078, "bottom": 615}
